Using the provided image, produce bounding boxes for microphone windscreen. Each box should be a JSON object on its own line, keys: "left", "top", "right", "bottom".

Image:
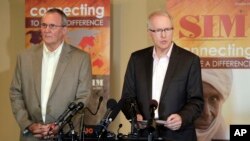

{"left": 109, "top": 99, "right": 124, "bottom": 120}
{"left": 120, "top": 97, "right": 138, "bottom": 120}
{"left": 68, "top": 102, "right": 77, "bottom": 110}
{"left": 150, "top": 99, "right": 158, "bottom": 109}
{"left": 119, "top": 123, "right": 123, "bottom": 128}
{"left": 106, "top": 99, "right": 117, "bottom": 110}
{"left": 77, "top": 102, "right": 84, "bottom": 110}
{"left": 99, "top": 96, "right": 103, "bottom": 102}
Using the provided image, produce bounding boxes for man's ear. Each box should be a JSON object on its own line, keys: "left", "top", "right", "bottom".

{"left": 63, "top": 27, "right": 67, "bottom": 35}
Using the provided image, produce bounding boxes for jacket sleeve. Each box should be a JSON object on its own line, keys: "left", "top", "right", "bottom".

{"left": 9, "top": 55, "right": 33, "bottom": 131}
{"left": 121, "top": 54, "right": 141, "bottom": 119}
{"left": 178, "top": 55, "right": 204, "bottom": 129}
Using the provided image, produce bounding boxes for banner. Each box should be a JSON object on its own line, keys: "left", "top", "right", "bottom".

{"left": 167, "top": 0, "right": 250, "bottom": 141}
{"left": 25, "top": 0, "right": 110, "bottom": 124}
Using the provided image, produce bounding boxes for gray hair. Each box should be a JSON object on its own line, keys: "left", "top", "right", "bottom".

{"left": 147, "top": 10, "right": 173, "bottom": 29}
{"left": 44, "top": 8, "right": 68, "bottom": 26}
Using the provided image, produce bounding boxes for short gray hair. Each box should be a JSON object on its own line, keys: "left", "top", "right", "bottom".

{"left": 45, "top": 8, "right": 67, "bottom": 26}
{"left": 147, "top": 10, "right": 173, "bottom": 29}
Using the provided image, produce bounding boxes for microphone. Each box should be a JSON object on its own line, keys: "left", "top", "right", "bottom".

{"left": 84, "top": 96, "right": 103, "bottom": 115}
{"left": 95, "top": 98, "right": 118, "bottom": 138}
{"left": 58, "top": 102, "right": 84, "bottom": 128}
{"left": 55, "top": 102, "right": 77, "bottom": 125}
{"left": 95, "top": 96, "right": 103, "bottom": 115}
{"left": 108, "top": 98, "right": 124, "bottom": 121}
{"left": 116, "top": 124, "right": 123, "bottom": 140}
{"left": 102, "top": 98, "right": 118, "bottom": 122}
{"left": 149, "top": 99, "right": 158, "bottom": 120}
{"left": 147, "top": 99, "right": 158, "bottom": 135}
{"left": 150, "top": 99, "right": 158, "bottom": 110}
{"left": 128, "top": 98, "right": 138, "bottom": 136}
{"left": 117, "top": 123, "right": 123, "bottom": 133}
{"left": 121, "top": 97, "right": 138, "bottom": 120}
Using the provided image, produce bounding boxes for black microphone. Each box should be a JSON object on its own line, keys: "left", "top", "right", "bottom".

{"left": 58, "top": 102, "right": 84, "bottom": 128}
{"left": 127, "top": 98, "right": 138, "bottom": 136}
{"left": 95, "top": 96, "right": 103, "bottom": 115}
{"left": 118, "top": 123, "right": 123, "bottom": 133}
{"left": 150, "top": 99, "right": 158, "bottom": 110}
{"left": 84, "top": 96, "right": 103, "bottom": 115}
{"left": 99, "top": 98, "right": 124, "bottom": 138}
{"left": 147, "top": 99, "right": 158, "bottom": 134}
{"left": 116, "top": 124, "right": 123, "bottom": 140}
{"left": 121, "top": 97, "right": 138, "bottom": 120}
{"left": 149, "top": 99, "right": 158, "bottom": 120}
{"left": 123, "top": 97, "right": 138, "bottom": 120}
{"left": 95, "top": 98, "right": 118, "bottom": 138}
{"left": 102, "top": 98, "right": 118, "bottom": 122}
{"left": 108, "top": 98, "right": 124, "bottom": 121}
{"left": 55, "top": 102, "right": 77, "bottom": 125}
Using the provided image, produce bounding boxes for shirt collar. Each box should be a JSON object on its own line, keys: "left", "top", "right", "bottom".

{"left": 43, "top": 42, "right": 64, "bottom": 56}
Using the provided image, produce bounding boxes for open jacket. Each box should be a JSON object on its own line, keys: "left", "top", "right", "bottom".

{"left": 10, "top": 43, "right": 92, "bottom": 141}
{"left": 122, "top": 43, "right": 204, "bottom": 141}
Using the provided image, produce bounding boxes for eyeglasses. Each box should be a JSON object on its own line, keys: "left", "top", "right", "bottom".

{"left": 149, "top": 27, "right": 174, "bottom": 33}
{"left": 41, "top": 23, "right": 65, "bottom": 30}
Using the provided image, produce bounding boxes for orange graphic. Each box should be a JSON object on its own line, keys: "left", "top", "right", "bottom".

{"left": 167, "top": 0, "right": 250, "bottom": 68}
{"left": 25, "top": 0, "right": 110, "bottom": 75}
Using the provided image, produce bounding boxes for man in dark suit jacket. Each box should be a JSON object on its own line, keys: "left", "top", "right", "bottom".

{"left": 121, "top": 10, "right": 204, "bottom": 141}
{"left": 9, "top": 8, "right": 92, "bottom": 141}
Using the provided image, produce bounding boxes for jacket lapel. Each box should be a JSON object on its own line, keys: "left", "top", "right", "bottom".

{"left": 33, "top": 45, "right": 43, "bottom": 103}
{"left": 160, "top": 44, "right": 179, "bottom": 100}
{"left": 49, "top": 43, "right": 71, "bottom": 98}
{"left": 145, "top": 47, "right": 154, "bottom": 100}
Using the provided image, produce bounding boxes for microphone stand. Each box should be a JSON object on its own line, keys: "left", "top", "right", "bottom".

{"left": 147, "top": 103, "right": 157, "bottom": 141}
{"left": 82, "top": 96, "right": 103, "bottom": 139}
{"left": 57, "top": 128, "right": 64, "bottom": 141}
{"left": 130, "top": 103, "right": 138, "bottom": 137}
{"left": 147, "top": 119, "right": 155, "bottom": 141}
{"left": 79, "top": 114, "right": 84, "bottom": 141}
{"left": 56, "top": 102, "right": 84, "bottom": 141}
{"left": 57, "top": 120, "right": 75, "bottom": 141}
{"left": 68, "top": 121, "right": 76, "bottom": 141}
{"left": 116, "top": 124, "right": 123, "bottom": 140}
{"left": 97, "top": 118, "right": 110, "bottom": 139}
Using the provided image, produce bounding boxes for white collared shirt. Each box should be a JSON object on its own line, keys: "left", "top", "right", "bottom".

{"left": 152, "top": 43, "right": 173, "bottom": 118}
{"left": 41, "top": 42, "right": 63, "bottom": 122}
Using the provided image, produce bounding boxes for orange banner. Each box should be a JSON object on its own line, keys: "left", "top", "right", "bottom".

{"left": 25, "top": 0, "right": 111, "bottom": 128}
{"left": 167, "top": 0, "right": 250, "bottom": 141}
{"left": 25, "top": 0, "right": 110, "bottom": 99}
{"left": 167, "top": 0, "right": 250, "bottom": 68}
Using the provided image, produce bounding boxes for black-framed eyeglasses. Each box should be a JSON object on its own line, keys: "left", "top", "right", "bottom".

{"left": 41, "top": 23, "right": 66, "bottom": 30}
{"left": 149, "top": 27, "right": 174, "bottom": 33}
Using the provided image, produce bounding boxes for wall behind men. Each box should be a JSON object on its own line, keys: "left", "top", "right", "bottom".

{"left": 0, "top": 0, "right": 165, "bottom": 140}
{"left": 0, "top": 0, "right": 25, "bottom": 140}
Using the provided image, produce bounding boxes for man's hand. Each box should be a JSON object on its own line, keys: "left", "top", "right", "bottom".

{"left": 164, "top": 114, "right": 182, "bottom": 131}
{"left": 136, "top": 114, "right": 143, "bottom": 121}
{"left": 28, "top": 123, "right": 59, "bottom": 139}
{"left": 28, "top": 123, "right": 50, "bottom": 139}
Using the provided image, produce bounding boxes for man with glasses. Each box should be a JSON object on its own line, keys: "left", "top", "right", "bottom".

{"left": 121, "top": 10, "right": 204, "bottom": 141}
{"left": 10, "top": 8, "right": 92, "bottom": 140}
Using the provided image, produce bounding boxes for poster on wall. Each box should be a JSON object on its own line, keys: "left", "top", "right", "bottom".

{"left": 25, "top": 0, "right": 110, "bottom": 124}
{"left": 167, "top": 0, "right": 250, "bottom": 141}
